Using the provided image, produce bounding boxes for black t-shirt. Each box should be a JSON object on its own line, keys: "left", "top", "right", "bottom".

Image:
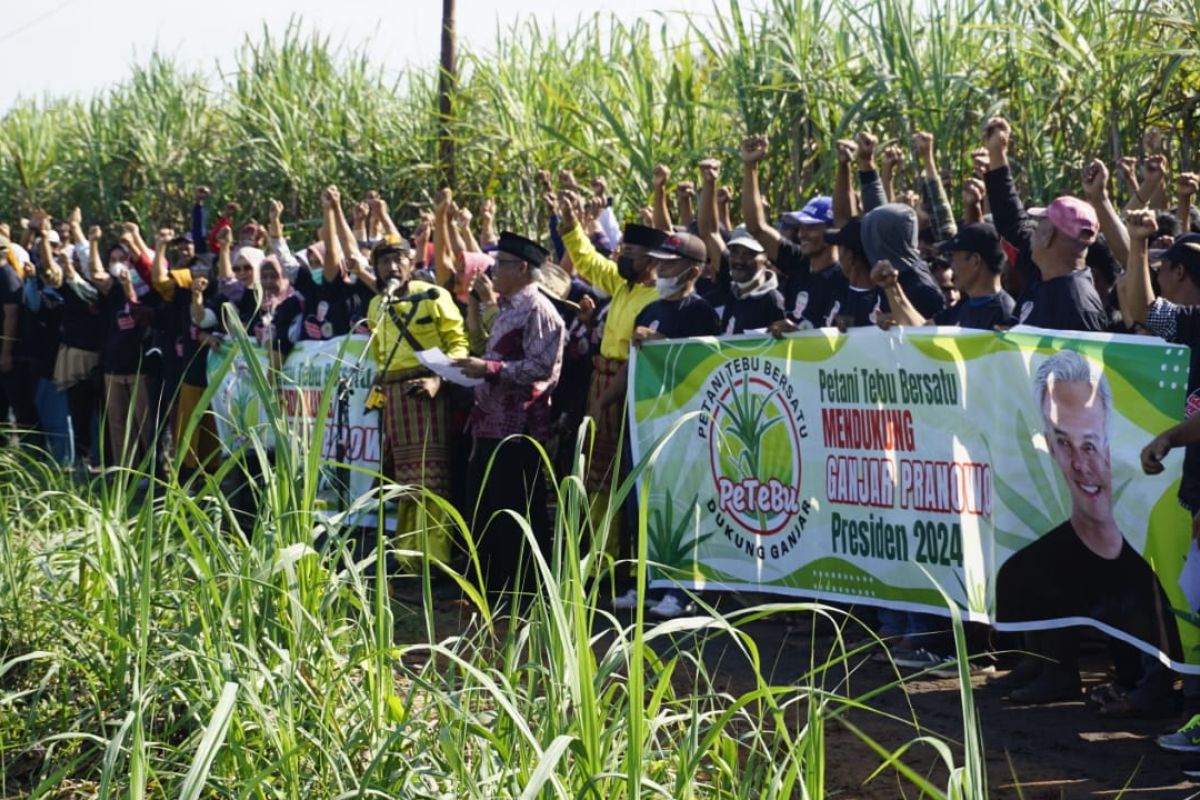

{"left": 168, "top": 289, "right": 217, "bottom": 388}
{"left": 100, "top": 287, "right": 152, "bottom": 375}
{"left": 634, "top": 293, "right": 720, "bottom": 339}
{"left": 228, "top": 289, "right": 305, "bottom": 357}
{"left": 295, "top": 270, "right": 372, "bottom": 340}
{"left": 22, "top": 282, "right": 64, "bottom": 378}
{"left": 995, "top": 520, "right": 1182, "bottom": 660}
{"left": 1016, "top": 269, "right": 1109, "bottom": 332}
{"left": 882, "top": 264, "right": 947, "bottom": 320}
{"left": 935, "top": 291, "right": 1017, "bottom": 330}
{"left": 803, "top": 270, "right": 882, "bottom": 329}
{"left": 786, "top": 265, "right": 843, "bottom": 324}
{"left": 0, "top": 264, "right": 22, "bottom": 344}
{"left": 705, "top": 284, "right": 786, "bottom": 334}
{"left": 59, "top": 280, "right": 104, "bottom": 352}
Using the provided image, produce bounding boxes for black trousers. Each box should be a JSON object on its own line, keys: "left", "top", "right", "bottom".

{"left": 466, "top": 436, "right": 552, "bottom": 593}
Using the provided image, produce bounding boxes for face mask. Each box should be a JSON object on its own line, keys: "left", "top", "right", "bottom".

{"left": 617, "top": 255, "right": 638, "bottom": 282}
{"left": 655, "top": 274, "right": 686, "bottom": 299}
{"left": 108, "top": 262, "right": 128, "bottom": 279}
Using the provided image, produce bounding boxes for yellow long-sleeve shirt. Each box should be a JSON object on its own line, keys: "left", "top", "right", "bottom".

{"left": 561, "top": 225, "right": 657, "bottom": 362}
{"left": 366, "top": 280, "right": 469, "bottom": 375}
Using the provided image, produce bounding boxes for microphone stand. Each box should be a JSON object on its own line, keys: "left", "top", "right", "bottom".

{"left": 336, "top": 291, "right": 422, "bottom": 512}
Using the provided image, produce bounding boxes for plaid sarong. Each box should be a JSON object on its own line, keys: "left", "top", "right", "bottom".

{"left": 382, "top": 383, "right": 452, "bottom": 497}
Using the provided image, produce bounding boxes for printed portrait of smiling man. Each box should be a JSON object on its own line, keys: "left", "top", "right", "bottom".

{"left": 995, "top": 349, "right": 1181, "bottom": 662}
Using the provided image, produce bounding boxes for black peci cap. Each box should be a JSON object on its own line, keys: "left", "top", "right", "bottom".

{"left": 497, "top": 231, "right": 550, "bottom": 267}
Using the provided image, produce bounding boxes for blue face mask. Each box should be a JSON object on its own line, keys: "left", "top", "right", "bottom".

{"left": 309, "top": 268, "right": 324, "bottom": 286}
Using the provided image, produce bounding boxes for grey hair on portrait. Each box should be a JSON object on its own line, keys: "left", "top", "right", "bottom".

{"left": 1034, "top": 349, "right": 1112, "bottom": 442}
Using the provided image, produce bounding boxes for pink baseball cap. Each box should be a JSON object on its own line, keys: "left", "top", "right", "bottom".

{"left": 1027, "top": 196, "right": 1098, "bottom": 244}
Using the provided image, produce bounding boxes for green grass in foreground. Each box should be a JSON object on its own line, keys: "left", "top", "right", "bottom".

{"left": 0, "top": 330, "right": 988, "bottom": 798}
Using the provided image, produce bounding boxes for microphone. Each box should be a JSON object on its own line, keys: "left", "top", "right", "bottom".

{"left": 382, "top": 277, "right": 402, "bottom": 300}
{"left": 392, "top": 287, "right": 439, "bottom": 304}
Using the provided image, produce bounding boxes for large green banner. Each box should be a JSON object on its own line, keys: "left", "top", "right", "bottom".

{"left": 629, "top": 327, "right": 1200, "bottom": 672}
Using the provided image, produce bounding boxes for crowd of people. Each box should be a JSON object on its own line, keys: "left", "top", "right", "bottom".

{"left": 3, "top": 116, "right": 1200, "bottom": 774}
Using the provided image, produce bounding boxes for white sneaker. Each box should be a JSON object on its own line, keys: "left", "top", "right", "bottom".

{"left": 649, "top": 592, "right": 695, "bottom": 619}
{"left": 611, "top": 588, "right": 640, "bottom": 610}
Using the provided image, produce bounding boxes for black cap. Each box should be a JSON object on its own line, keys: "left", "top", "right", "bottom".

{"left": 935, "top": 223, "right": 1005, "bottom": 271}
{"left": 1162, "top": 233, "right": 1200, "bottom": 281}
{"left": 497, "top": 231, "right": 549, "bottom": 267}
{"left": 370, "top": 233, "right": 408, "bottom": 265}
{"left": 647, "top": 232, "right": 707, "bottom": 263}
{"left": 823, "top": 218, "right": 866, "bottom": 260}
{"left": 622, "top": 224, "right": 668, "bottom": 249}
{"left": 171, "top": 231, "right": 195, "bottom": 245}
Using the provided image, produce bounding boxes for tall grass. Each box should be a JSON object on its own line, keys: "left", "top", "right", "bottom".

{"left": 0, "top": 321, "right": 990, "bottom": 796}
{"left": 4, "top": 0, "right": 1200, "bottom": 236}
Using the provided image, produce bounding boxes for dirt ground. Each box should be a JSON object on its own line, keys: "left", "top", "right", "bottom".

{"left": 415, "top": 593, "right": 1200, "bottom": 799}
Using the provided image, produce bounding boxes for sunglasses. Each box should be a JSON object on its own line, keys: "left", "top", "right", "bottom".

{"left": 232, "top": 263, "right": 252, "bottom": 273}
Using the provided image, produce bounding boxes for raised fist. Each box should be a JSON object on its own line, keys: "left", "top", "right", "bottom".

{"left": 267, "top": 198, "right": 283, "bottom": 221}
{"left": 1124, "top": 208, "right": 1160, "bottom": 241}
{"left": 433, "top": 187, "right": 452, "bottom": 212}
{"left": 836, "top": 139, "right": 858, "bottom": 166}
{"left": 854, "top": 131, "right": 878, "bottom": 164}
{"left": 87, "top": 225, "right": 102, "bottom": 243}
{"left": 698, "top": 159, "right": 722, "bottom": 183}
{"left": 1179, "top": 173, "right": 1200, "bottom": 201}
{"left": 193, "top": 276, "right": 209, "bottom": 295}
{"left": 652, "top": 164, "right": 671, "bottom": 189}
{"left": 1143, "top": 154, "right": 1168, "bottom": 185}
{"left": 68, "top": 207, "right": 82, "bottom": 226}
{"left": 194, "top": 186, "right": 211, "bottom": 204}
{"left": 971, "top": 148, "right": 989, "bottom": 177}
{"left": 740, "top": 134, "right": 769, "bottom": 165}
{"left": 216, "top": 225, "right": 234, "bottom": 248}
{"left": 962, "top": 177, "right": 985, "bottom": 207}
{"left": 912, "top": 132, "right": 935, "bottom": 161}
{"left": 1081, "top": 159, "right": 1110, "bottom": 200}
{"left": 983, "top": 117, "right": 1011, "bottom": 154}
{"left": 870, "top": 259, "right": 899, "bottom": 288}
{"left": 882, "top": 144, "right": 905, "bottom": 170}
{"left": 675, "top": 180, "right": 696, "bottom": 199}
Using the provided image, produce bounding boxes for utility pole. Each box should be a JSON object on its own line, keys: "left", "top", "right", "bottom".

{"left": 438, "top": 0, "right": 457, "bottom": 188}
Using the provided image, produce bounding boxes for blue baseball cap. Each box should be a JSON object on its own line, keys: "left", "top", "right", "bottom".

{"left": 790, "top": 196, "right": 834, "bottom": 226}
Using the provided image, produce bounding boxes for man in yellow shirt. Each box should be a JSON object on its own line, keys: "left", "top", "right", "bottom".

{"left": 366, "top": 234, "right": 469, "bottom": 570}
{"left": 557, "top": 192, "right": 664, "bottom": 599}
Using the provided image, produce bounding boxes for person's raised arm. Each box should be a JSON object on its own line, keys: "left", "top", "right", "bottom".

{"left": 880, "top": 144, "right": 903, "bottom": 203}
{"left": 1178, "top": 172, "right": 1198, "bottom": 234}
{"left": 448, "top": 204, "right": 473, "bottom": 256}
{"left": 651, "top": 165, "right": 673, "bottom": 232}
{"left": 698, "top": 158, "right": 726, "bottom": 278}
{"left": 1128, "top": 154, "right": 1166, "bottom": 212}
{"left": 981, "top": 116, "right": 1031, "bottom": 251}
{"left": 479, "top": 198, "right": 498, "bottom": 248}
{"left": 1144, "top": 128, "right": 1172, "bottom": 210}
{"left": 215, "top": 224, "right": 234, "bottom": 284}
{"left": 558, "top": 189, "right": 622, "bottom": 295}
{"left": 739, "top": 135, "right": 783, "bottom": 262}
{"left": 913, "top": 132, "right": 957, "bottom": 240}
{"left": 961, "top": 178, "right": 986, "bottom": 225}
{"left": 717, "top": 186, "right": 735, "bottom": 231}
{"left": 151, "top": 228, "right": 170, "bottom": 287}
{"left": 676, "top": 181, "right": 696, "bottom": 229}
{"left": 433, "top": 188, "right": 456, "bottom": 289}
{"left": 350, "top": 200, "right": 369, "bottom": 243}
{"left": 87, "top": 226, "right": 111, "bottom": 292}
{"left": 1081, "top": 158, "right": 1129, "bottom": 266}
{"left": 833, "top": 139, "right": 858, "bottom": 227}
{"left": 190, "top": 276, "right": 213, "bottom": 327}
{"left": 856, "top": 132, "right": 887, "bottom": 212}
{"left": 871, "top": 260, "right": 927, "bottom": 326}
{"left": 37, "top": 217, "right": 62, "bottom": 289}
{"left": 192, "top": 186, "right": 210, "bottom": 255}
{"left": 1120, "top": 208, "right": 1160, "bottom": 326}
{"left": 1115, "top": 157, "right": 1140, "bottom": 210}
{"left": 321, "top": 186, "right": 344, "bottom": 283}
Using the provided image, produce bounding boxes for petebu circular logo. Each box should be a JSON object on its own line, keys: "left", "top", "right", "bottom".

{"left": 708, "top": 373, "right": 803, "bottom": 537}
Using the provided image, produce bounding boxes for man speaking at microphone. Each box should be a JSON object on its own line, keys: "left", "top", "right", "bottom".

{"left": 365, "top": 234, "right": 469, "bottom": 573}
{"left": 455, "top": 232, "right": 566, "bottom": 594}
